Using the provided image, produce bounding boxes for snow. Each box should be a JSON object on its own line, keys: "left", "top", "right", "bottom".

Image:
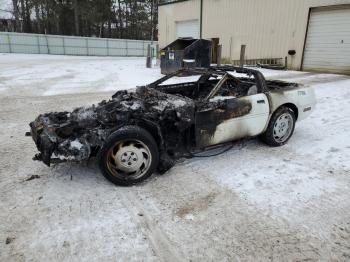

{"left": 0, "top": 54, "right": 162, "bottom": 96}
{"left": 184, "top": 214, "right": 195, "bottom": 221}
{"left": 75, "top": 107, "right": 96, "bottom": 121}
{"left": 152, "top": 98, "right": 188, "bottom": 111}
{"left": 159, "top": 75, "right": 201, "bottom": 86}
{"left": 210, "top": 95, "right": 236, "bottom": 102}
{"left": 153, "top": 100, "right": 171, "bottom": 111}
{"left": 1, "top": 54, "right": 350, "bottom": 261}
{"left": 70, "top": 140, "right": 83, "bottom": 150}
{"left": 121, "top": 100, "right": 141, "bottom": 110}
{"left": 171, "top": 99, "right": 187, "bottom": 107}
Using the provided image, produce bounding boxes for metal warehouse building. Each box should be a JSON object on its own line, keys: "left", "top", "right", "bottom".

{"left": 158, "top": 0, "right": 350, "bottom": 74}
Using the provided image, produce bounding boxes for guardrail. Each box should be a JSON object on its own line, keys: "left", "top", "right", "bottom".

{"left": 0, "top": 32, "right": 158, "bottom": 57}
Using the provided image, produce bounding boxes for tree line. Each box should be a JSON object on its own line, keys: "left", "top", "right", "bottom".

{"left": 5, "top": 0, "right": 159, "bottom": 40}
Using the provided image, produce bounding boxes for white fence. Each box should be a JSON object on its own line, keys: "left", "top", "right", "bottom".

{"left": 0, "top": 32, "right": 158, "bottom": 57}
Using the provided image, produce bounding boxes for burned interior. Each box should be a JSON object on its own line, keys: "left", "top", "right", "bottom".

{"left": 28, "top": 66, "right": 301, "bottom": 178}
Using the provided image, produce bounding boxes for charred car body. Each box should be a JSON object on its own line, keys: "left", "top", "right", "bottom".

{"left": 28, "top": 66, "right": 316, "bottom": 186}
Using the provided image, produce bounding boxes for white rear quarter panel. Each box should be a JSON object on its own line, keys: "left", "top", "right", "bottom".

{"left": 269, "top": 85, "right": 316, "bottom": 122}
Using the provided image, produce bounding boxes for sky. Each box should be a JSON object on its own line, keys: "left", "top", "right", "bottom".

{"left": 0, "top": 0, "right": 13, "bottom": 19}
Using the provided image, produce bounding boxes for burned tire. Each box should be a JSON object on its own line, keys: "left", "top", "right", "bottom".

{"left": 98, "top": 126, "right": 159, "bottom": 186}
{"left": 260, "top": 106, "right": 296, "bottom": 147}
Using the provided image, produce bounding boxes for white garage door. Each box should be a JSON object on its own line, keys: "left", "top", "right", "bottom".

{"left": 303, "top": 7, "right": 350, "bottom": 74}
{"left": 176, "top": 20, "right": 199, "bottom": 39}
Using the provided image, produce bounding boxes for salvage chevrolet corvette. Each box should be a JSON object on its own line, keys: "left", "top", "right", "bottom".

{"left": 28, "top": 66, "right": 316, "bottom": 186}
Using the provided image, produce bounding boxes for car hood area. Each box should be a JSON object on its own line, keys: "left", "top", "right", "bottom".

{"left": 28, "top": 86, "right": 195, "bottom": 167}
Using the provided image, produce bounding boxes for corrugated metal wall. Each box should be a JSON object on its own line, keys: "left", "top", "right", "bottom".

{"left": 202, "top": 0, "right": 307, "bottom": 69}
{"left": 158, "top": 0, "right": 200, "bottom": 46}
{"left": 0, "top": 32, "right": 158, "bottom": 57}
{"left": 158, "top": 0, "right": 350, "bottom": 70}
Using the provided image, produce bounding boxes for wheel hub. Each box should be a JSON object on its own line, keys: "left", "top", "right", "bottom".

{"left": 106, "top": 139, "right": 152, "bottom": 180}
{"left": 273, "top": 113, "right": 293, "bottom": 143}
{"left": 114, "top": 145, "right": 144, "bottom": 173}
{"left": 276, "top": 121, "right": 288, "bottom": 136}
{"left": 121, "top": 151, "right": 138, "bottom": 167}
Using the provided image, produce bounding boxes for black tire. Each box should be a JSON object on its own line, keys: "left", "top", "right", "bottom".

{"left": 260, "top": 106, "right": 296, "bottom": 147}
{"left": 98, "top": 126, "right": 159, "bottom": 186}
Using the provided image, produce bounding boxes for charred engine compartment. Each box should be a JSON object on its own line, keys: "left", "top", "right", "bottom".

{"left": 29, "top": 86, "right": 196, "bottom": 172}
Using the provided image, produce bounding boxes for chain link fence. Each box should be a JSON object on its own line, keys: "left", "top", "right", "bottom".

{"left": 0, "top": 32, "right": 158, "bottom": 57}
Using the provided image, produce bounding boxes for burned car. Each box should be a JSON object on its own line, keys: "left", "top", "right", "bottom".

{"left": 28, "top": 66, "right": 316, "bottom": 186}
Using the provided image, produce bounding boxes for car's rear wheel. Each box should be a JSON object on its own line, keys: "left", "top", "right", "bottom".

{"left": 260, "top": 106, "right": 296, "bottom": 146}
{"left": 98, "top": 126, "right": 159, "bottom": 186}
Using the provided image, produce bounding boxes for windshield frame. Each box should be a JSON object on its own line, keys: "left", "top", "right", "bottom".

{"left": 146, "top": 67, "right": 267, "bottom": 100}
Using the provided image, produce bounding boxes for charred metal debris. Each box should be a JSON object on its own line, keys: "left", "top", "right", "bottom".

{"left": 28, "top": 66, "right": 299, "bottom": 173}
{"left": 29, "top": 86, "right": 196, "bottom": 173}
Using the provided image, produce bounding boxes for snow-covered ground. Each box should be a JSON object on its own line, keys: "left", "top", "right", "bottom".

{"left": 0, "top": 53, "right": 162, "bottom": 96}
{"left": 0, "top": 54, "right": 349, "bottom": 261}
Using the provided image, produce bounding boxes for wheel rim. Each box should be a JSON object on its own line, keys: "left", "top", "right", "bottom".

{"left": 106, "top": 139, "right": 152, "bottom": 180}
{"left": 273, "top": 113, "right": 293, "bottom": 143}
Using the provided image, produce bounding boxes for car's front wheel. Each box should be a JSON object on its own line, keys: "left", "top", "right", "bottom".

{"left": 260, "top": 106, "right": 296, "bottom": 147}
{"left": 98, "top": 126, "right": 159, "bottom": 186}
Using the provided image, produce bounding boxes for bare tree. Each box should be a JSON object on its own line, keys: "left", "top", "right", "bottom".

{"left": 4, "top": 0, "right": 159, "bottom": 40}
{"left": 73, "top": 0, "right": 79, "bottom": 35}
{"left": 11, "top": 0, "right": 21, "bottom": 31}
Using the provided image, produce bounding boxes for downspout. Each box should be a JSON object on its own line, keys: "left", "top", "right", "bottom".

{"left": 200, "top": 0, "right": 203, "bottom": 39}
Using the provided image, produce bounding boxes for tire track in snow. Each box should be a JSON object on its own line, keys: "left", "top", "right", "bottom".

{"left": 116, "top": 189, "right": 183, "bottom": 262}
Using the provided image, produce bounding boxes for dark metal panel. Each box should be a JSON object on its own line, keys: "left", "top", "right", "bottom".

{"left": 195, "top": 99, "right": 252, "bottom": 148}
{"left": 160, "top": 38, "right": 212, "bottom": 74}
